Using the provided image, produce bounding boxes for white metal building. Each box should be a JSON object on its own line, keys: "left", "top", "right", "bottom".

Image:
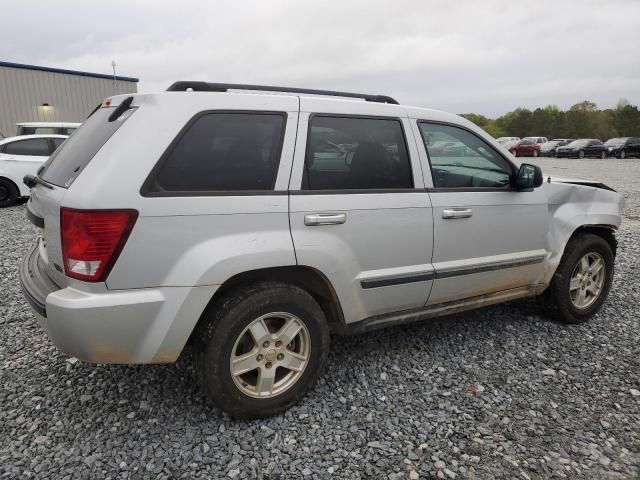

{"left": 0, "top": 61, "right": 138, "bottom": 138}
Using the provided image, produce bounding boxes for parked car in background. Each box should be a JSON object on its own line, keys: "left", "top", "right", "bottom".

{"left": 539, "top": 139, "right": 574, "bottom": 157}
{"left": 519, "top": 136, "right": 548, "bottom": 145}
{"left": 604, "top": 137, "right": 640, "bottom": 159}
{"left": 16, "top": 122, "right": 80, "bottom": 136}
{"left": 556, "top": 139, "right": 607, "bottom": 159}
{"left": 510, "top": 137, "right": 548, "bottom": 157}
{"left": 19, "top": 83, "right": 623, "bottom": 418}
{"left": 496, "top": 136, "right": 520, "bottom": 151}
{"left": 0, "top": 134, "right": 67, "bottom": 207}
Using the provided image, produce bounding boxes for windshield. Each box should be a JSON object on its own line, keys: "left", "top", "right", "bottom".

{"left": 605, "top": 138, "right": 627, "bottom": 145}
{"left": 567, "top": 140, "right": 588, "bottom": 148}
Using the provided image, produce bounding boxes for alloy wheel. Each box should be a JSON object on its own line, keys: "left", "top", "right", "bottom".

{"left": 230, "top": 312, "right": 311, "bottom": 398}
{"left": 569, "top": 252, "right": 606, "bottom": 309}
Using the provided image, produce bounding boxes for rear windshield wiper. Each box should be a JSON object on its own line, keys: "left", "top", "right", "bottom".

{"left": 24, "top": 174, "right": 54, "bottom": 190}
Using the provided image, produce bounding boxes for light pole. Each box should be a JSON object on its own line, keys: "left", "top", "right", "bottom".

{"left": 112, "top": 60, "right": 117, "bottom": 94}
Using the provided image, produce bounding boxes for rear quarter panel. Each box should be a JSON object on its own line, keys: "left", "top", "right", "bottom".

{"left": 61, "top": 93, "right": 300, "bottom": 290}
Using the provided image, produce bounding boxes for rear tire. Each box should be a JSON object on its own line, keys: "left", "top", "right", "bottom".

{"left": 0, "top": 178, "right": 19, "bottom": 208}
{"left": 197, "top": 281, "right": 330, "bottom": 418}
{"left": 601, "top": 151, "right": 606, "bottom": 159}
{"left": 538, "top": 233, "right": 614, "bottom": 324}
{"left": 511, "top": 150, "right": 517, "bottom": 157}
{"left": 578, "top": 150, "right": 585, "bottom": 159}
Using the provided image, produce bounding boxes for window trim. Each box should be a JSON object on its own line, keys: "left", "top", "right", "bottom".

{"left": 140, "top": 110, "right": 288, "bottom": 197}
{"left": 300, "top": 113, "right": 416, "bottom": 193}
{"left": 416, "top": 120, "right": 518, "bottom": 193}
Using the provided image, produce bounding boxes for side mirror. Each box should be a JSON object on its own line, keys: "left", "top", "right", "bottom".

{"left": 514, "top": 163, "right": 543, "bottom": 190}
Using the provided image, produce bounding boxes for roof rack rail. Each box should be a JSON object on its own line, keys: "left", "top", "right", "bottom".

{"left": 166, "top": 81, "right": 399, "bottom": 105}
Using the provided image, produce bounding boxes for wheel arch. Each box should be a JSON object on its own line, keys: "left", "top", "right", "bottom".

{"left": 567, "top": 224, "right": 617, "bottom": 258}
{"left": 190, "top": 265, "right": 346, "bottom": 345}
{"left": 0, "top": 175, "right": 24, "bottom": 197}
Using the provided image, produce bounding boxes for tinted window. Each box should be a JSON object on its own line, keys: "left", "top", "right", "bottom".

{"left": 41, "top": 107, "right": 135, "bottom": 188}
{"left": 51, "top": 137, "right": 66, "bottom": 152}
{"left": 419, "top": 123, "right": 513, "bottom": 189}
{"left": 4, "top": 138, "right": 50, "bottom": 156}
{"left": 148, "top": 113, "right": 285, "bottom": 193}
{"left": 303, "top": 116, "right": 412, "bottom": 190}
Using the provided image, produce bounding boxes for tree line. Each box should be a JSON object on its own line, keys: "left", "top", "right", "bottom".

{"left": 461, "top": 100, "right": 640, "bottom": 140}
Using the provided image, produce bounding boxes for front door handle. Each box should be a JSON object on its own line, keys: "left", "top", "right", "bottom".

{"left": 304, "top": 213, "right": 347, "bottom": 226}
{"left": 442, "top": 208, "right": 473, "bottom": 219}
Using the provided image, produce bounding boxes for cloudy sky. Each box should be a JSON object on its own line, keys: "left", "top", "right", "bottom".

{"left": 2, "top": 0, "right": 639, "bottom": 117}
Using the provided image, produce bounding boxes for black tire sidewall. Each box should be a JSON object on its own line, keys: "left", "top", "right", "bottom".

{"left": 199, "top": 283, "right": 330, "bottom": 418}
{"left": 551, "top": 235, "right": 614, "bottom": 323}
{"left": 0, "top": 179, "right": 19, "bottom": 208}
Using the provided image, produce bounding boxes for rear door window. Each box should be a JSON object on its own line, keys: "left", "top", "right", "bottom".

{"left": 40, "top": 107, "right": 135, "bottom": 188}
{"left": 144, "top": 112, "right": 285, "bottom": 194}
{"left": 3, "top": 138, "right": 50, "bottom": 156}
{"left": 303, "top": 116, "right": 413, "bottom": 190}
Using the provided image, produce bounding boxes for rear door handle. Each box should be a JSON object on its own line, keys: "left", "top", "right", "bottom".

{"left": 442, "top": 208, "right": 473, "bottom": 219}
{"left": 304, "top": 213, "right": 347, "bottom": 226}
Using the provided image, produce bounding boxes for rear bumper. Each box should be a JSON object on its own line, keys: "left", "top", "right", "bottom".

{"left": 20, "top": 243, "right": 218, "bottom": 364}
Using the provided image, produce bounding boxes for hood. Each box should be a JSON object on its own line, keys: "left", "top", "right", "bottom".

{"left": 545, "top": 174, "right": 616, "bottom": 192}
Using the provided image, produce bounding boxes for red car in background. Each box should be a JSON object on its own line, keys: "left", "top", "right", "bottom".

{"left": 510, "top": 136, "right": 548, "bottom": 157}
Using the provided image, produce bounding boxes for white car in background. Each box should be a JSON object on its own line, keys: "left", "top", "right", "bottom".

{"left": 0, "top": 134, "right": 67, "bottom": 207}
{"left": 496, "top": 136, "right": 520, "bottom": 151}
{"left": 16, "top": 122, "right": 80, "bottom": 136}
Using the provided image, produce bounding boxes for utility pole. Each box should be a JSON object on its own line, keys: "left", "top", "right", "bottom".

{"left": 112, "top": 60, "right": 117, "bottom": 94}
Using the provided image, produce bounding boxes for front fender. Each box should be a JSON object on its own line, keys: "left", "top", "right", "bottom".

{"left": 543, "top": 182, "right": 624, "bottom": 283}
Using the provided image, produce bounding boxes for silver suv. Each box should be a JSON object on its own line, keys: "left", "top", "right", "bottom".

{"left": 20, "top": 83, "right": 624, "bottom": 418}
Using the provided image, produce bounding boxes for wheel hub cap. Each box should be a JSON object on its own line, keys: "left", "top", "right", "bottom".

{"left": 230, "top": 312, "right": 311, "bottom": 398}
{"left": 569, "top": 252, "right": 605, "bottom": 309}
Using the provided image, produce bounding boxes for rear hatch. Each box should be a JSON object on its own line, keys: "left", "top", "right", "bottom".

{"left": 26, "top": 99, "right": 137, "bottom": 287}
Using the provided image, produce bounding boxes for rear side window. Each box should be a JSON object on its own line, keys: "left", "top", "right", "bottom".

{"left": 40, "top": 107, "right": 135, "bottom": 188}
{"left": 3, "top": 138, "right": 50, "bottom": 156}
{"left": 144, "top": 112, "right": 285, "bottom": 194}
{"left": 51, "top": 137, "right": 66, "bottom": 152}
{"left": 303, "top": 116, "right": 413, "bottom": 190}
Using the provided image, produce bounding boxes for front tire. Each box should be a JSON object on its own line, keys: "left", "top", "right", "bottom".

{"left": 511, "top": 150, "right": 517, "bottom": 157}
{"left": 0, "top": 178, "right": 19, "bottom": 208}
{"left": 619, "top": 149, "right": 626, "bottom": 159}
{"left": 539, "top": 233, "right": 614, "bottom": 324}
{"left": 533, "top": 150, "right": 539, "bottom": 157}
{"left": 600, "top": 151, "right": 606, "bottom": 159}
{"left": 578, "top": 150, "right": 585, "bottom": 159}
{"left": 197, "top": 282, "right": 330, "bottom": 418}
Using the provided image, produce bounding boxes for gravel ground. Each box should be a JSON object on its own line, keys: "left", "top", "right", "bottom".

{"left": 1, "top": 159, "right": 639, "bottom": 479}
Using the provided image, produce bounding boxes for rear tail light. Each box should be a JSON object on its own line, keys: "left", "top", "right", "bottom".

{"left": 60, "top": 208, "right": 138, "bottom": 282}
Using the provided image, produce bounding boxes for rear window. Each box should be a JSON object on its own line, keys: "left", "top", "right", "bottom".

{"left": 40, "top": 107, "right": 135, "bottom": 188}
{"left": 143, "top": 112, "right": 285, "bottom": 194}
